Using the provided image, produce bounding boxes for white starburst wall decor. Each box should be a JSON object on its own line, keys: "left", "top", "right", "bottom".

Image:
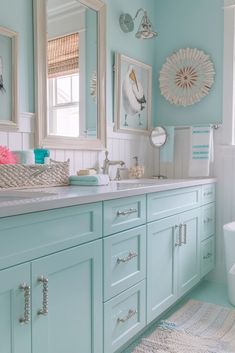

{"left": 159, "top": 48, "right": 215, "bottom": 107}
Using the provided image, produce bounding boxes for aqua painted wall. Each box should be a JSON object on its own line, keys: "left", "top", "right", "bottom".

{"left": 0, "top": 0, "right": 34, "bottom": 113}
{"left": 105, "top": 0, "right": 157, "bottom": 123}
{"left": 155, "top": 0, "right": 224, "bottom": 126}
{"left": 0, "top": 0, "right": 224, "bottom": 126}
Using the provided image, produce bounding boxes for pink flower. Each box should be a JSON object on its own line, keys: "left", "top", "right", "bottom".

{"left": 0, "top": 145, "right": 17, "bottom": 164}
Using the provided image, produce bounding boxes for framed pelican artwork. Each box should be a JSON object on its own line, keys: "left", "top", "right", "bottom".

{"left": 114, "top": 53, "right": 152, "bottom": 134}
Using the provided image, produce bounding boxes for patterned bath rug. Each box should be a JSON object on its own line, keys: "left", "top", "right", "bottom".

{"left": 132, "top": 300, "right": 235, "bottom": 353}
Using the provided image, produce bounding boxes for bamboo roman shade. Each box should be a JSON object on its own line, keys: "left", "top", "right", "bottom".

{"left": 48, "top": 33, "right": 79, "bottom": 78}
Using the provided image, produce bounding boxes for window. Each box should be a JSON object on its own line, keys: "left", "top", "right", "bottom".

{"left": 48, "top": 74, "right": 79, "bottom": 137}
{"left": 47, "top": 33, "right": 80, "bottom": 137}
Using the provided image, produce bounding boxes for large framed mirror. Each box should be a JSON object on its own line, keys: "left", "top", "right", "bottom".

{"left": 34, "top": 0, "right": 106, "bottom": 150}
{"left": 0, "top": 26, "right": 19, "bottom": 131}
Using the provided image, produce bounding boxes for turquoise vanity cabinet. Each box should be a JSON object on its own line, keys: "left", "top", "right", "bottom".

{"left": 147, "top": 184, "right": 215, "bottom": 325}
{"left": 200, "top": 184, "right": 216, "bottom": 277}
{"left": 0, "top": 203, "right": 103, "bottom": 353}
{"left": 147, "top": 215, "right": 178, "bottom": 322}
{"left": 147, "top": 206, "right": 201, "bottom": 323}
{"left": 32, "top": 241, "right": 102, "bottom": 353}
{"left": 0, "top": 182, "right": 216, "bottom": 353}
{"left": 0, "top": 264, "right": 31, "bottom": 353}
{"left": 103, "top": 196, "right": 147, "bottom": 353}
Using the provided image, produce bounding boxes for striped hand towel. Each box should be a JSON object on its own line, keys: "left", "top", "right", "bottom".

{"left": 188, "top": 125, "right": 214, "bottom": 177}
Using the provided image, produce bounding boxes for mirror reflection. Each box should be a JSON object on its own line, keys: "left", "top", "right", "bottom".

{"left": 150, "top": 126, "right": 167, "bottom": 147}
{"left": 46, "top": 0, "right": 98, "bottom": 138}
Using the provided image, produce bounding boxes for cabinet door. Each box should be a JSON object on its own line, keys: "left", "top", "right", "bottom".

{"left": 32, "top": 240, "right": 103, "bottom": 353}
{"left": 0, "top": 264, "right": 31, "bottom": 353}
{"left": 178, "top": 209, "right": 201, "bottom": 296}
{"left": 147, "top": 215, "right": 178, "bottom": 324}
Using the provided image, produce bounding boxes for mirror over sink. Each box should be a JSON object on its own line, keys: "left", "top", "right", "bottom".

{"left": 34, "top": 0, "right": 106, "bottom": 150}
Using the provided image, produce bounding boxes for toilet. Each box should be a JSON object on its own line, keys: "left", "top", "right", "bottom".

{"left": 223, "top": 222, "right": 235, "bottom": 306}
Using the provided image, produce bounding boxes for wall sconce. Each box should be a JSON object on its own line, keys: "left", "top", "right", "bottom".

{"left": 119, "top": 8, "right": 158, "bottom": 39}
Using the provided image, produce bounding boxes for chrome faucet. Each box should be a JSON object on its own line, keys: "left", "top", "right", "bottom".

{"left": 102, "top": 151, "right": 125, "bottom": 175}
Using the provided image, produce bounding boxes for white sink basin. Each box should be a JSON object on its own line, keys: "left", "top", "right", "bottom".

{"left": 0, "top": 190, "right": 57, "bottom": 202}
{"left": 116, "top": 178, "right": 162, "bottom": 184}
{"left": 115, "top": 178, "right": 190, "bottom": 190}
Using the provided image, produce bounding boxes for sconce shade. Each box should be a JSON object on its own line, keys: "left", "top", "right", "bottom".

{"left": 135, "top": 11, "right": 158, "bottom": 39}
{"left": 119, "top": 8, "right": 158, "bottom": 39}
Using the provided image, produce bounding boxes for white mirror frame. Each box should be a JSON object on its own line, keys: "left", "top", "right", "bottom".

{"left": 33, "top": 0, "right": 106, "bottom": 150}
{"left": 0, "top": 26, "right": 19, "bottom": 131}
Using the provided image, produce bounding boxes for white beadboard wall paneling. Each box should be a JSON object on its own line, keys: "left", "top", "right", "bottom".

{"left": 173, "top": 129, "right": 184, "bottom": 178}
{"left": 154, "top": 128, "right": 190, "bottom": 179}
{"left": 0, "top": 131, "right": 8, "bottom": 146}
{"left": 53, "top": 150, "right": 66, "bottom": 162}
{"left": 64, "top": 150, "right": 75, "bottom": 175}
{"left": 22, "top": 133, "right": 35, "bottom": 150}
{"left": 209, "top": 145, "right": 234, "bottom": 282}
{"left": 105, "top": 123, "right": 155, "bottom": 178}
{"left": 47, "top": 123, "right": 155, "bottom": 176}
{"left": 0, "top": 113, "right": 35, "bottom": 151}
{"left": 8, "top": 132, "right": 23, "bottom": 150}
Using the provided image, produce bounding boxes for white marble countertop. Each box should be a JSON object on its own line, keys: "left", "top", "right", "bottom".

{"left": 0, "top": 178, "right": 216, "bottom": 218}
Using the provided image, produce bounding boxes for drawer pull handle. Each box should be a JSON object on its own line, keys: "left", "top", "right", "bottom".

{"left": 117, "top": 309, "right": 137, "bottom": 323}
{"left": 181, "top": 224, "right": 187, "bottom": 245}
{"left": 204, "top": 191, "right": 213, "bottom": 197}
{"left": 37, "top": 276, "right": 49, "bottom": 316}
{"left": 203, "top": 252, "right": 213, "bottom": 260}
{"left": 19, "top": 283, "right": 31, "bottom": 324}
{"left": 174, "top": 225, "right": 182, "bottom": 247}
{"left": 204, "top": 217, "right": 213, "bottom": 224}
{"left": 117, "top": 251, "right": 138, "bottom": 264}
{"left": 117, "top": 208, "right": 138, "bottom": 216}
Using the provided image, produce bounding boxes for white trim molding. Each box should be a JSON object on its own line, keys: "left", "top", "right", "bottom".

{"left": 222, "top": 0, "right": 235, "bottom": 144}
{"left": 224, "top": 0, "right": 235, "bottom": 8}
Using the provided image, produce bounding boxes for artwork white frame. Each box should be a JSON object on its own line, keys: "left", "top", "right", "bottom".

{"left": 114, "top": 53, "right": 152, "bottom": 135}
{"left": 0, "top": 26, "right": 19, "bottom": 131}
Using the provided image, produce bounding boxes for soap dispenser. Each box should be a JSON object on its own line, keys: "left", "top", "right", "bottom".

{"left": 129, "top": 156, "right": 144, "bottom": 179}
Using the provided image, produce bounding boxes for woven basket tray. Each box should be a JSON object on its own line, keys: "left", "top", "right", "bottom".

{"left": 0, "top": 159, "right": 70, "bottom": 190}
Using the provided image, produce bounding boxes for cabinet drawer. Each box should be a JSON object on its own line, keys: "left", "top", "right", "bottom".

{"left": 104, "top": 281, "right": 146, "bottom": 353}
{"left": 201, "top": 184, "right": 215, "bottom": 205}
{"left": 103, "top": 196, "right": 146, "bottom": 236}
{"left": 201, "top": 236, "right": 215, "bottom": 278}
{"left": 201, "top": 203, "right": 215, "bottom": 241}
{"left": 103, "top": 226, "right": 146, "bottom": 301}
{"left": 147, "top": 187, "right": 201, "bottom": 222}
{"left": 0, "top": 202, "right": 102, "bottom": 270}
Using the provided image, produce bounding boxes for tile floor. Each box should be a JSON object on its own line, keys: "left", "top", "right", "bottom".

{"left": 121, "top": 280, "right": 232, "bottom": 353}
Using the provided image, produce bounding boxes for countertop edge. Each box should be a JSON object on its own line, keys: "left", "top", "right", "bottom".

{"left": 0, "top": 178, "right": 216, "bottom": 218}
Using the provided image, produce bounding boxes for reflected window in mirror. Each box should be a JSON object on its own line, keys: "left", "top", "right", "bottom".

{"left": 46, "top": 0, "right": 97, "bottom": 139}
{"left": 34, "top": 0, "right": 106, "bottom": 150}
{"left": 47, "top": 33, "right": 80, "bottom": 137}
